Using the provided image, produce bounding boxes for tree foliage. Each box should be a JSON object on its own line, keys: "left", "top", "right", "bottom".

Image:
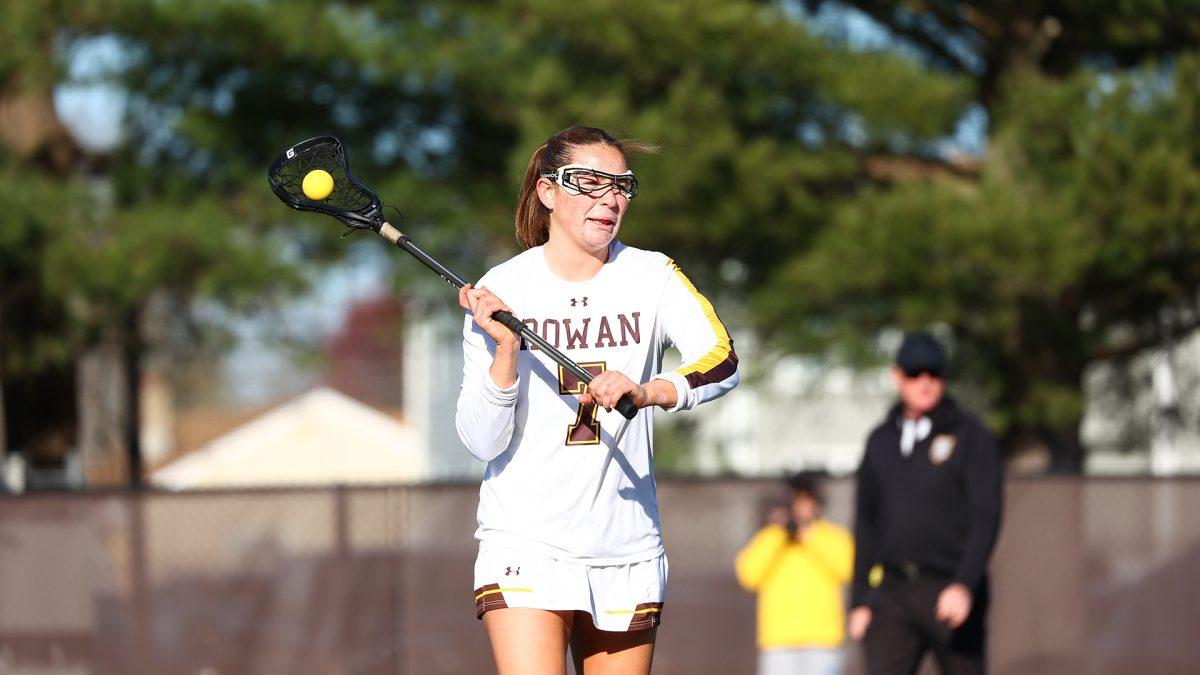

{"left": 811, "top": 0, "right": 1200, "bottom": 109}
{"left": 421, "top": 1, "right": 971, "bottom": 288}
{"left": 762, "top": 49, "right": 1200, "bottom": 468}
{"left": 2, "top": 0, "right": 1196, "bottom": 472}
{"left": 0, "top": 1, "right": 421, "bottom": 464}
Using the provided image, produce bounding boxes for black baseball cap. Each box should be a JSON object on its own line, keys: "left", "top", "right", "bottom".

{"left": 895, "top": 332, "right": 946, "bottom": 377}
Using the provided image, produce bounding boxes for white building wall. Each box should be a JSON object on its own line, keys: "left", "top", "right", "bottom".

{"left": 403, "top": 307, "right": 483, "bottom": 481}
{"left": 1083, "top": 332, "right": 1200, "bottom": 475}
{"left": 404, "top": 310, "right": 1200, "bottom": 479}
{"left": 687, "top": 347, "right": 894, "bottom": 477}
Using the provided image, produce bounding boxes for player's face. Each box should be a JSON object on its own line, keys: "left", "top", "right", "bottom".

{"left": 893, "top": 367, "right": 945, "bottom": 416}
{"left": 541, "top": 143, "right": 631, "bottom": 254}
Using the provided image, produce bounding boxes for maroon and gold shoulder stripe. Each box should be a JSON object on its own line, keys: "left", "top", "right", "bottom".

{"left": 668, "top": 261, "right": 739, "bottom": 388}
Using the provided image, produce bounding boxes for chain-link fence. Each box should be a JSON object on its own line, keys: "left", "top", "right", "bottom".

{"left": 2, "top": 478, "right": 1198, "bottom": 674}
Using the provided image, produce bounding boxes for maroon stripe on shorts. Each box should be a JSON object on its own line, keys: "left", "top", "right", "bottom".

{"left": 474, "top": 584, "right": 509, "bottom": 619}
{"left": 627, "top": 602, "right": 664, "bottom": 631}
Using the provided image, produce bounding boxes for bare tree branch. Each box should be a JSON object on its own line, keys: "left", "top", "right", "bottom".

{"left": 1092, "top": 317, "right": 1200, "bottom": 363}
{"left": 862, "top": 152, "right": 980, "bottom": 183}
{"left": 0, "top": 77, "right": 82, "bottom": 173}
{"left": 843, "top": 1, "right": 976, "bottom": 74}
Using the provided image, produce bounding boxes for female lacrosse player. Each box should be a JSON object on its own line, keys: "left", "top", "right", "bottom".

{"left": 456, "top": 126, "right": 739, "bottom": 674}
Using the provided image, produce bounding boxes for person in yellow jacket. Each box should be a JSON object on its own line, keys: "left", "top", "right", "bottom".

{"left": 735, "top": 472, "right": 855, "bottom": 675}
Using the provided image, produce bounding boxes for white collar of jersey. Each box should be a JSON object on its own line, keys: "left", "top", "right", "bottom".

{"left": 899, "top": 416, "right": 932, "bottom": 457}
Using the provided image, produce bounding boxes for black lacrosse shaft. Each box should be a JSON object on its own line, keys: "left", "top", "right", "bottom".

{"left": 380, "top": 224, "right": 639, "bottom": 420}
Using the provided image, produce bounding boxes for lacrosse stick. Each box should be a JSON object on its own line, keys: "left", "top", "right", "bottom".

{"left": 268, "top": 135, "right": 639, "bottom": 420}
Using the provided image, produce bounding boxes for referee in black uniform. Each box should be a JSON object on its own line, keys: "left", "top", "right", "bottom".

{"left": 847, "top": 332, "right": 1002, "bottom": 675}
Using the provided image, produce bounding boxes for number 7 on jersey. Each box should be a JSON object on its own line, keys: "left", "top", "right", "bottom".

{"left": 558, "top": 362, "right": 606, "bottom": 445}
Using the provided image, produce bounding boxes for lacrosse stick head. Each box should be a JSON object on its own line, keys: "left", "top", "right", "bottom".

{"left": 268, "top": 135, "right": 384, "bottom": 230}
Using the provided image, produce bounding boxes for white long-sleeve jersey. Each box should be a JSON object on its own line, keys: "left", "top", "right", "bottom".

{"left": 456, "top": 241, "right": 739, "bottom": 564}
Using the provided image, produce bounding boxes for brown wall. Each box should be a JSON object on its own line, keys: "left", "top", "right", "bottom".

{"left": 1, "top": 478, "right": 1198, "bottom": 674}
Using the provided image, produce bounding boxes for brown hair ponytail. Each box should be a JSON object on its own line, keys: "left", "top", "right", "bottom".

{"left": 514, "top": 126, "right": 654, "bottom": 249}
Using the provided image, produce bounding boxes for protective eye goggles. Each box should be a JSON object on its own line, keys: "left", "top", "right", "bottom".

{"left": 541, "top": 164, "right": 638, "bottom": 199}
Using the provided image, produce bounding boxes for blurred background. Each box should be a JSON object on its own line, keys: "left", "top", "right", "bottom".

{"left": 1, "top": 0, "right": 1199, "bottom": 673}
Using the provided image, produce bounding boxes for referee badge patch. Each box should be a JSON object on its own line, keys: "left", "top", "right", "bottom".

{"left": 930, "top": 435, "right": 957, "bottom": 465}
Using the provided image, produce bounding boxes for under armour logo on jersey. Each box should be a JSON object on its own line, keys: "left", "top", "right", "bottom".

{"left": 570, "top": 297, "right": 588, "bottom": 307}
{"left": 504, "top": 566, "right": 520, "bottom": 576}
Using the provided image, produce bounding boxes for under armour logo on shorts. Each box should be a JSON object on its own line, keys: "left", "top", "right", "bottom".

{"left": 570, "top": 297, "right": 588, "bottom": 307}
{"left": 504, "top": 566, "right": 520, "bottom": 576}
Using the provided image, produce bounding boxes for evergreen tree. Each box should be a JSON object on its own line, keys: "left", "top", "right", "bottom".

{"left": 4, "top": 0, "right": 1192, "bottom": 476}
{"left": 762, "top": 54, "right": 1200, "bottom": 469}
{"left": 0, "top": 1, "right": 427, "bottom": 482}
{"left": 2, "top": 0, "right": 970, "bottom": 481}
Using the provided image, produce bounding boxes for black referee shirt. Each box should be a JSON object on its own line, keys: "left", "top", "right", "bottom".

{"left": 851, "top": 396, "right": 1003, "bottom": 607}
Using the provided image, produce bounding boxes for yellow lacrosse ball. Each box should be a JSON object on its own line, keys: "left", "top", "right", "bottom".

{"left": 302, "top": 169, "right": 334, "bottom": 201}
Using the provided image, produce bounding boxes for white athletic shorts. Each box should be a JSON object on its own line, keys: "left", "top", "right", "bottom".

{"left": 473, "top": 545, "right": 668, "bottom": 632}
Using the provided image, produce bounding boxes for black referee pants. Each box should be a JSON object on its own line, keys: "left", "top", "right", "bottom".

{"left": 864, "top": 575, "right": 988, "bottom": 675}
